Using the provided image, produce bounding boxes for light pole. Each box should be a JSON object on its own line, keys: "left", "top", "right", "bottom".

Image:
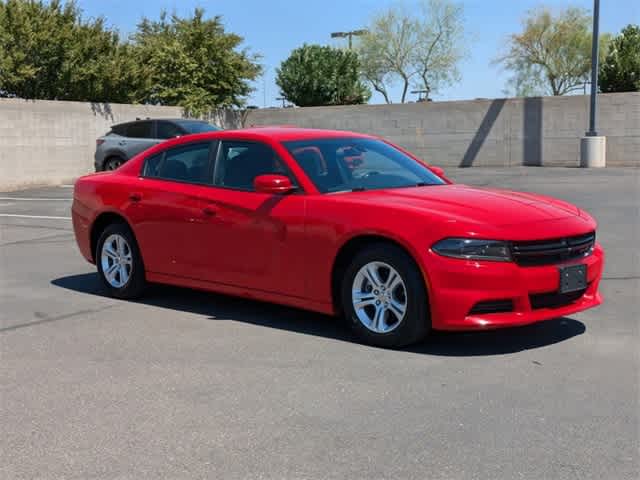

{"left": 330, "top": 29, "right": 368, "bottom": 49}
{"left": 587, "top": 0, "right": 600, "bottom": 136}
{"left": 580, "top": 0, "right": 606, "bottom": 167}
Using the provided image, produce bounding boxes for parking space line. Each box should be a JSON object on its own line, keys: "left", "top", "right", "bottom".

{"left": 0, "top": 214, "right": 71, "bottom": 220}
{"left": 0, "top": 197, "right": 71, "bottom": 201}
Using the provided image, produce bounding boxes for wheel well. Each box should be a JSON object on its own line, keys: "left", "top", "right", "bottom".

{"left": 103, "top": 154, "right": 124, "bottom": 169}
{"left": 90, "top": 212, "right": 130, "bottom": 261}
{"left": 330, "top": 235, "right": 427, "bottom": 314}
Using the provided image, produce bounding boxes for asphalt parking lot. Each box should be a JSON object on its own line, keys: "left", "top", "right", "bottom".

{"left": 1, "top": 167, "right": 638, "bottom": 480}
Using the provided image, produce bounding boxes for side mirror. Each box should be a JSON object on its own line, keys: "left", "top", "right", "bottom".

{"left": 429, "top": 165, "right": 445, "bottom": 177}
{"left": 254, "top": 174, "right": 296, "bottom": 194}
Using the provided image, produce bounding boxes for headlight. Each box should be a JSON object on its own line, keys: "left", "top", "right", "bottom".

{"left": 432, "top": 238, "right": 512, "bottom": 262}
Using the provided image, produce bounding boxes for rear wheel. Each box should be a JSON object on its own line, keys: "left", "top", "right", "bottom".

{"left": 104, "top": 157, "right": 124, "bottom": 171}
{"left": 96, "top": 223, "right": 146, "bottom": 299}
{"left": 340, "top": 243, "right": 430, "bottom": 348}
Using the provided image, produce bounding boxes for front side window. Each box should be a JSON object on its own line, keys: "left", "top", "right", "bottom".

{"left": 284, "top": 137, "right": 446, "bottom": 193}
{"left": 126, "top": 121, "right": 153, "bottom": 139}
{"left": 214, "top": 141, "right": 296, "bottom": 191}
{"left": 156, "top": 121, "right": 184, "bottom": 139}
{"left": 142, "top": 143, "right": 212, "bottom": 184}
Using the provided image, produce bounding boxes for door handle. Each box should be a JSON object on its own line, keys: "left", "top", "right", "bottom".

{"left": 129, "top": 192, "right": 142, "bottom": 202}
{"left": 202, "top": 206, "right": 217, "bottom": 216}
{"left": 118, "top": 140, "right": 127, "bottom": 146}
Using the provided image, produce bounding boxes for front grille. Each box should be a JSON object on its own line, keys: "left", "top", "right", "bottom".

{"left": 469, "top": 299, "right": 514, "bottom": 315}
{"left": 529, "top": 288, "right": 587, "bottom": 309}
{"left": 511, "top": 232, "right": 595, "bottom": 266}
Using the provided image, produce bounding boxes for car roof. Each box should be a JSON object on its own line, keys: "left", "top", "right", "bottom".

{"left": 111, "top": 118, "right": 209, "bottom": 127}
{"left": 199, "top": 127, "right": 376, "bottom": 142}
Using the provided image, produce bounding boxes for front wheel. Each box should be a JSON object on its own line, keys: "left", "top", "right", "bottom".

{"left": 96, "top": 223, "right": 146, "bottom": 299}
{"left": 340, "top": 244, "right": 430, "bottom": 348}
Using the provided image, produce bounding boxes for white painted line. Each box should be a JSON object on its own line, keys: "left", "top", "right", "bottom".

{"left": 60, "top": 185, "right": 75, "bottom": 188}
{"left": 0, "top": 197, "right": 71, "bottom": 201}
{"left": 0, "top": 214, "right": 71, "bottom": 220}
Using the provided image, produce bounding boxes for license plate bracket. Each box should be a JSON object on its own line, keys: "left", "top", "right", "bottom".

{"left": 558, "top": 264, "right": 587, "bottom": 293}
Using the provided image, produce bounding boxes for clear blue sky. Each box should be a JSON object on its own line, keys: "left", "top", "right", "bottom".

{"left": 77, "top": 0, "right": 638, "bottom": 106}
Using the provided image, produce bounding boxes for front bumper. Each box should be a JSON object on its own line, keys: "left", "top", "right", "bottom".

{"left": 423, "top": 243, "right": 604, "bottom": 330}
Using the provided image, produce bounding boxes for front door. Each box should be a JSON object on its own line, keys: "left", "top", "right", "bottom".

{"left": 197, "top": 140, "right": 307, "bottom": 298}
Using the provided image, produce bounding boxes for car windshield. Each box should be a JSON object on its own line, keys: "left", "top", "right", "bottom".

{"left": 178, "top": 121, "right": 221, "bottom": 134}
{"left": 283, "top": 137, "right": 445, "bottom": 193}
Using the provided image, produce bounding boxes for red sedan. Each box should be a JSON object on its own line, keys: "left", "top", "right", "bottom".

{"left": 72, "top": 127, "right": 604, "bottom": 347}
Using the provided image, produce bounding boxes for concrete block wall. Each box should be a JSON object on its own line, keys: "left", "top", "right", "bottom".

{"left": 0, "top": 93, "right": 637, "bottom": 190}
{"left": 242, "top": 92, "right": 639, "bottom": 168}
{"left": 0, "top": 99, "right": 182, "bottom": 190}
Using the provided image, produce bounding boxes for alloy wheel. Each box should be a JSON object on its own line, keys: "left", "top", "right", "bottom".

{"left": 100, "top": 233, "right": 133, "bottom": 288}
{"left": 351, "top": 261, "right": 407, "bottom": 334}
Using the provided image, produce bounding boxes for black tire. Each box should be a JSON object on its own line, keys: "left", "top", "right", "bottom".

{"left": 96, "top": 222, "right": 146, "bottom": 299}
{"left": 340, "top": 243, "right": 430, "bottom": 348}
{"left": 104, "top": 157, "right": 124, "bottom": 171}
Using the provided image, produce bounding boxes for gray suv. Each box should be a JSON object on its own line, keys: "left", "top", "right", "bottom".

{"left": 94, "top": 118, "right": 220, "bottom": 171}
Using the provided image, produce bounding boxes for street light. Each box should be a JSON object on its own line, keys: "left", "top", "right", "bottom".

{"left": 330, "top": 29, "right": 368, "bottom": 49}
{"left": 411, "top": 89, "right": 430, "bottom": 102}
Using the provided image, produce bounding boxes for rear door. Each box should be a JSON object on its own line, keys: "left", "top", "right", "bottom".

{"left": 127, "top": 141, "right": 216, "bottom": 279}
{"left": 119, "top": 121, "right": 159, "bottom": 159}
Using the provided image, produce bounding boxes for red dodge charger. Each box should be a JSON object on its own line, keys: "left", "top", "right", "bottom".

{"left": 72, "top": 127, "right": 604, "bottom": 347}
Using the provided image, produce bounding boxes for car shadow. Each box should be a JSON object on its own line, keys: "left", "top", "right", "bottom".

{"left": 51, "top": 273, "right": 586, "bottom": 356}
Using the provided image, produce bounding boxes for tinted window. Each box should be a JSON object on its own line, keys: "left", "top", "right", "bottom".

{"left": 110, "top": 124, "right": 127, "bottom": 136}
{"left": 143, "top": 143, "right": 212, "bottom": 184}
{"left": 214, "top": 141, "right": 296, "bottom": 191}
{"left": 142, "top": 153, "right": 163, "bottom": 177}
{"left": 284, "top": 138, "right": 445, "bottom": 193}
{"left": 178, "top": 121, "right": 220, "bottom": 134}
{"left": 157, "top": 121, "right": 184, "bottom": 139}
{"left": 126, "top": 121, "right": 153, "bottom": 139}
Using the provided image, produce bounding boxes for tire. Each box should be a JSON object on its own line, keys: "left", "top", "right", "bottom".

{"left": 96, "top": 223, "right": 146, "bottom": 299}
{"left": 104, "top": 157, "right": 124, "bottom": 171}
{"left": 340, "top": 243, "right": 430, "bottom": 348}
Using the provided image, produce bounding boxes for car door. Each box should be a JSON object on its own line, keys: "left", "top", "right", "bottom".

{"left": 119, "top": 120, "right": 159, "bottom": 158}
{"left": 197, "top": 139, "right": 307, "bottom": 298}
{"left": 127, "top": 141, "right": 216, "bottom": 279}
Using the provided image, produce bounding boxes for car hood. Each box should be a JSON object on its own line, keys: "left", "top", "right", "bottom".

{"left": 344, "top": 184, "right": 582, "bottom": 227}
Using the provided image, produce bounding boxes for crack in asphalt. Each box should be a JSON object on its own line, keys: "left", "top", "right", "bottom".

{"left": 0, "top": 233, "right": 74, "bottom": 247}
{"left": 0, "top": 305, "right": 116, "bottom": 333}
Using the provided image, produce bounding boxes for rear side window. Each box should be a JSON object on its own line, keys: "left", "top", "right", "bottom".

{"left": 143, "top": 143, "right": 213, "bottom": 184}
{"left": 142, "top": 153, "right": 163, "bottom": 177}
{"left": 125, "top": 121, "right": 153, "bottom": 139}
{"left": 110, "top": 124, "right": 127, "bottom": 136}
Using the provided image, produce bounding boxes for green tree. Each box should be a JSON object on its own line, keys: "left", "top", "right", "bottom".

{"left": 357, "top": 0, "right": 466, "bottom": 103}
{"left": 276, "top": 44, "right": 370, "bottom": 107}
{"left": 131, "top": 9, "right": 261, "bottom": 114}
{"left": 0, "top": 0, "right": 134, "bottom": 102}
{"left": 600, "top": 24, "right": 640, "bottom": 93}
{"left": 496, "top": 7, "right": 609, "bottom": 96}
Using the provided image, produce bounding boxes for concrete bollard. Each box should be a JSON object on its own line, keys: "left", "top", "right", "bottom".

{"left": 580, "top": 136, "right": 606, "bottom": 168}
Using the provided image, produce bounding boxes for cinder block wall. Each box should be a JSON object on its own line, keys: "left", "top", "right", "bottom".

{"left": 242, "top": 92, "right": 639, "bottom": 168}
{"left": 0, "top": 99, "right": 181, "bottom": 190}
{"left": 0, "top": 93, "right": 637, "bottom": 190}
